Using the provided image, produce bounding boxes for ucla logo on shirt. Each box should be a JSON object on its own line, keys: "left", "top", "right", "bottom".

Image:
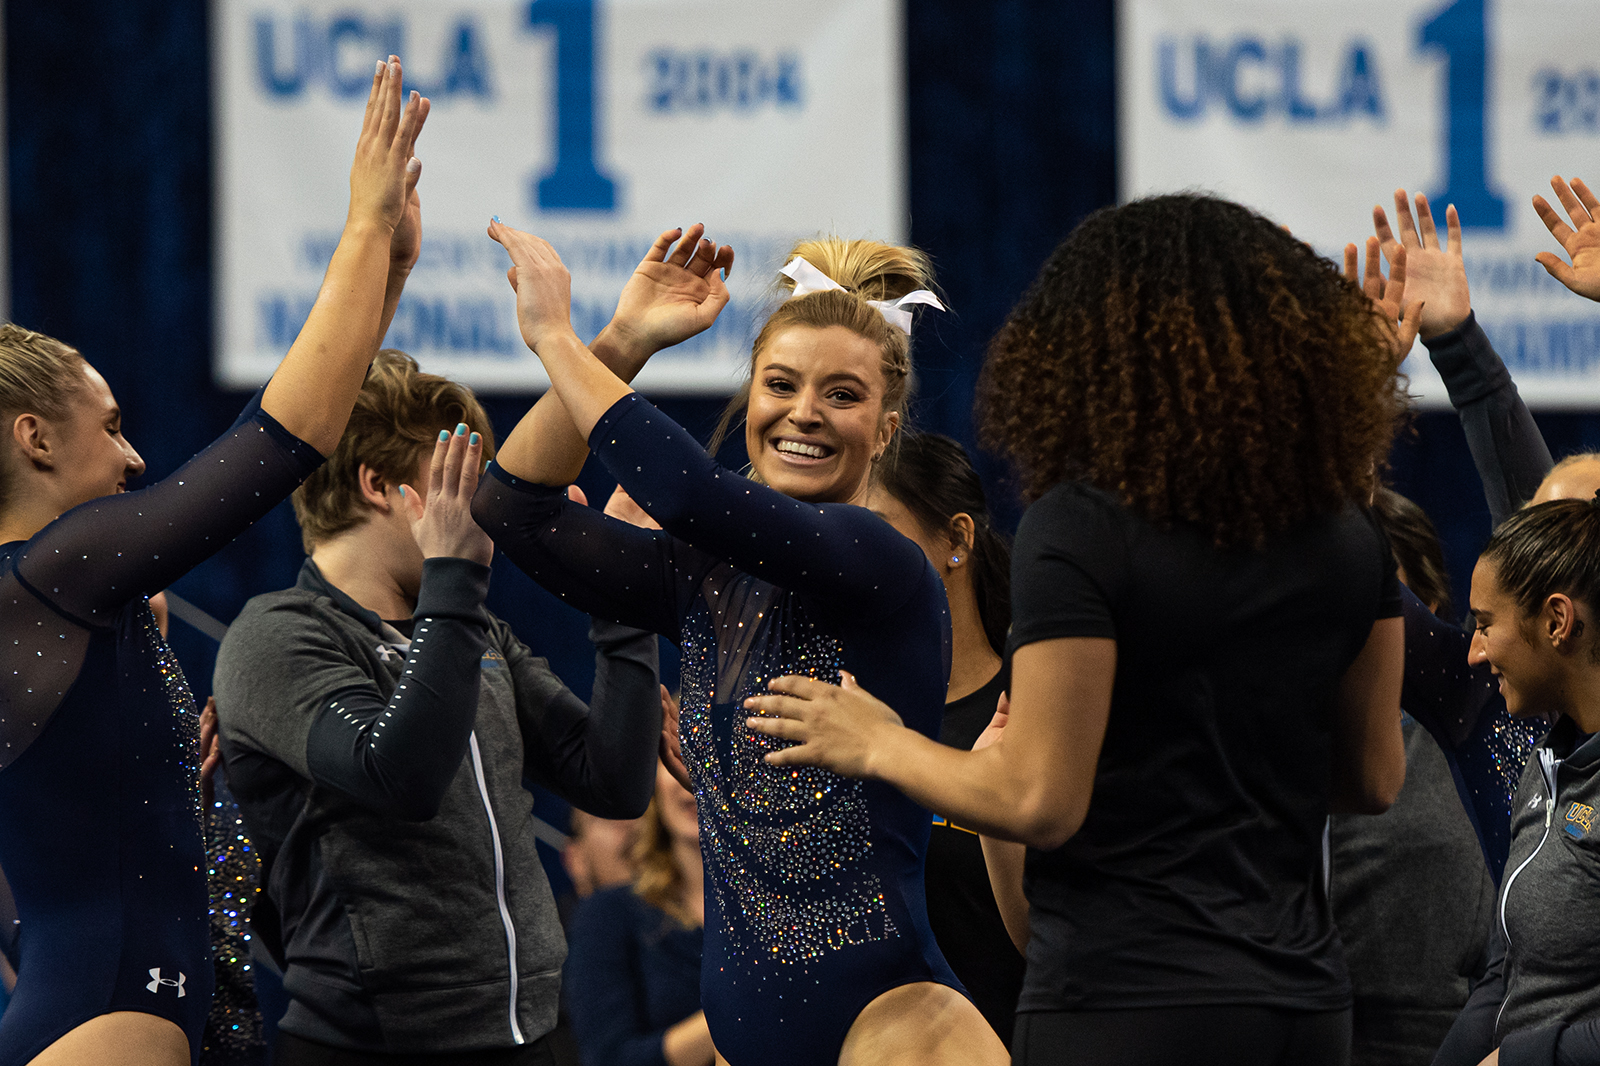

{"left": 1564, "top": 801, "right": 1595, "bottom": 840}
{"left": 481, "top": 648, "right": 506, "bottom": 670}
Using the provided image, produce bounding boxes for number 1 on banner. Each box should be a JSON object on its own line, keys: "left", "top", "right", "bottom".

{"left": 527, "top": 0, "right": 619, "bottom": 211}
{"left": 1419, "top": 0, "right": 1505, "bottom": 228}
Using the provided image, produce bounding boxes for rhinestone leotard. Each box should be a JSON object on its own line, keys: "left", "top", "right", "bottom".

{"left": 0, "top": 393, "right": 321, "bottom": 1066}
{"left": 476, "top": 394, "right": 961, "bottom": 1066}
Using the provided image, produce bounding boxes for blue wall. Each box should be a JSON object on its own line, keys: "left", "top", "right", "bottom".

{"left": 8, "top": 0, "right": 1598, "bottom": 700}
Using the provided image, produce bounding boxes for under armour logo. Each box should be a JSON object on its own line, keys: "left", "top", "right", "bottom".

{"left": 147, "top": 968, "right": 186, "bottom": 997}
{"left": 376, "top": 645, "right": 398, "bottom": 662}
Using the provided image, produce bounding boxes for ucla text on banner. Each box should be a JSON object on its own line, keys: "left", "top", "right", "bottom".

{"left": 215, "top": 0, "right": 905, "bottom": 394}
{"left": 1119, "top": 0, "right": 1600, "bottom": 408}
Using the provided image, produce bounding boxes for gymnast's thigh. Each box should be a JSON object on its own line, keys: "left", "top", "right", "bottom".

{"left": 26, "top": 1012, "right": 188, "bottom": 1066}
{"left": 840, "top": 981, "right": 1007, "bottom": 1066}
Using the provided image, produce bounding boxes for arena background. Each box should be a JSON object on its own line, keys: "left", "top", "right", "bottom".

{"left": 9, "top": 1, "right": 1600, "bottom": 865}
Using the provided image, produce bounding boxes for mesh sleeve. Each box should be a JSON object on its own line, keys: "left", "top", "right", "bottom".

{"left": 586, "top": 394, "right": 931, "bottom": 616}
{"left": 12, "top": 389, "right": 323, "bottom": 629}
{"left": 473, "top": 463, "right": 707, "bottom": 640}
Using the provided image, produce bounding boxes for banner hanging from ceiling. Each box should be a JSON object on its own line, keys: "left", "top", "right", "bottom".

{"left": 1119, "top": 0, "right": 1600, "bottom": 408}
{"left": 214, "top": 0, "right": 905, "bottom": 394}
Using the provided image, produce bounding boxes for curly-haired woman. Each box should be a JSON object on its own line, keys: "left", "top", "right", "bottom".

{"left": 743, "top": 194, "right": 1417, "bottom": 1065}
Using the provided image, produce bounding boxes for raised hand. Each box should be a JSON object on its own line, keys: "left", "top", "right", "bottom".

{"left": 488, "top": 219, "right": 577, "bottom": 355}
{"left": 1343, "top": 236, "right": 1424, "bottom": 365}
{"left": 400, "top": 424, "right": 494, "bottom": 565}
{"left": 1373, "top": 190, "right": 1470, "bottom": 339}
{"left": 348, "top": 57, "right": 430, "bottom": 237}
{"left": 1532, "top": 175, "right": 1600, "bottom": 302}
{"left": 605, "top": 225, "right": 736, "bottom": 360}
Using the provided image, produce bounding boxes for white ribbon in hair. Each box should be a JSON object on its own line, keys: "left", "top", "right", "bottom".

{"left": 779, "top": 256, "right": 945, "bottom": 335}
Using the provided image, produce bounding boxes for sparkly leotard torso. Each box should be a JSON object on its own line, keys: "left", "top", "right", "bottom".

{"left": 0, "top": 394, "right": 321, "bottom": 1066}
{"left": 476, "top": 394, "right": 961, "bottom": 1066}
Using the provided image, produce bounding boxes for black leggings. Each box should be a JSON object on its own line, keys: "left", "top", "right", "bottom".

{"left": 1012, "top": 1005, "right": 1352, "bottom": 1066}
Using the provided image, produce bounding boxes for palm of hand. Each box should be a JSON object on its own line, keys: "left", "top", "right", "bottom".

{"left": 1566, "top": 225, "right": 1600, "bottom": 299}
{"left": 391, "top": 189, "right": 422, "bottom": 269}
{"left": 616, "top": 262, "right": 726, "bottom": 349}
{"left": 1380, "top": 241, "right": 1468, "bottom": 338}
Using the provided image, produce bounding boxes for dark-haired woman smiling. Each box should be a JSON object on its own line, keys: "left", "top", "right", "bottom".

{"left": 745, "top": 194, "right": 1416, "bottom": 1066}
{"left": 1432, "top": 498, "right": 1600, "bottom": 1066}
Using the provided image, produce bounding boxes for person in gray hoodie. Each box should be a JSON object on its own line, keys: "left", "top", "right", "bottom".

{"left": 213, "top": 351, "right": 661, "bottom": 1065}
{"left": 1433, "top": 496, "right": 1600, "bottom": 1066}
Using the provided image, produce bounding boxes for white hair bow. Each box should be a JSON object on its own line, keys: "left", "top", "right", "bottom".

{"left": 779, "top": 256, "right": 945, "bottom": 335}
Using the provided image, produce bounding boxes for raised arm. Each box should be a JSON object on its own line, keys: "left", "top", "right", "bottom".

{"left": 494, "top": 224, "right": 733, "bottom": 487}
{"left": 11, "top": 60, "right": 429, "bottom": 628}
{"left": 1373, "top": 190, "right": 1552, "bottom": 523}
{"left": 260, "top": 58, "right": 428, "bottom": 453}
{"left": 483, "top": 221, "right": 928, "bottom": 608}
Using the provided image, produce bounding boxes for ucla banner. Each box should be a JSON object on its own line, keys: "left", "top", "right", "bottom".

{"left": 215, "top": 0, "right": 904, "bottom": 393}
{"left": 1119, "top": 0, "right": 1600, "bottom": 407}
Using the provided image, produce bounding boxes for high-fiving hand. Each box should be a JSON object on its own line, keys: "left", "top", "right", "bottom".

{"left": 400, "top": 424, "right": 494, "bottom": 566}
{"left": 1372, "top": 190, "right": 1470, "bottom": 340}
{"left": 1343, "top": 236, "right": 1424, "bottom": 366}
{"left": 487, "top": 220, "right": 577, "bottom": 355}
{"left": 348, "top": 56, "right": 429, "bottom": 239}
{"left": 1532, "top": 175, "right": 1600, "bottom": 302}
{"left": 606, "top": 225, "right": 736, "bottom": 359}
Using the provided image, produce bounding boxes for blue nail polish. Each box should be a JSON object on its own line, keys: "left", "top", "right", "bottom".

{"left": 456, "top": 423, "right": 468, "bottom": 436}
{"left": 469, "top": 432, "right": 480, "bottom": 446}
{"left": 439, "top": 430, "right": 449, "bottom": 442}
{"left": 491, "top": 215, "right": 501, "bottom": 224}
{"left": 398, "top": 486, "right": 406, "bottom": 498}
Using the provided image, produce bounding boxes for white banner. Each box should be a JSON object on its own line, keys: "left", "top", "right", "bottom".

{"left": 215, "top": 0, "right": 905, "bottom": 394}
{"left": 1118, "top": 0, "right": 1600, "bottom": 408}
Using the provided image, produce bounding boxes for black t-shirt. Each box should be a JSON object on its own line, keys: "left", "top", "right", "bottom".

{"left": 924, "top": 667, "right": 1026, "bottom": 1044}
{"left": 1009, "top": 483, "right": 1401, "bottom": 1014}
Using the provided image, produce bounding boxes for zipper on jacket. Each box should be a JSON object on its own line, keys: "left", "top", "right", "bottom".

{"left": 1496, "top": 747, "right": 1559, "bottom": 1034}
{"left": 469, "top": 731, "right": 525, "bottom": 1045}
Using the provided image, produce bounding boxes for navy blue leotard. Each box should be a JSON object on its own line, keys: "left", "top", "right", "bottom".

{"left": 474, "top": 393, "right": 961, "bottom": 1066}
{"left": 0, "top": 391, "right": 321, "bottom": 1066}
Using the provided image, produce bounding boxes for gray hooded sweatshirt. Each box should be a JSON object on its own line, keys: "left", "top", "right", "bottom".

{"left": 1435, "top": 716, "right": 1600, "bottom": 1066}
{"left": 214, "top": 558, "right": 659, "bottom": 1054}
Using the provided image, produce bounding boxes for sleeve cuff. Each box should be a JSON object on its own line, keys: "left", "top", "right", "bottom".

{"left": 482, "top": 461, "right": 569, "bottom": 497}
{"left": 1501, "top": 1022, "right": 1564, "bottom": 1066}
{"left": 1423, "top": 311, "right": 1515, "bottom": 407}
{"left": 414, "top": 556, "right": 492, "bottom": 621}
{"left": 589, "top": 617, "right": 657, "bottom": 650}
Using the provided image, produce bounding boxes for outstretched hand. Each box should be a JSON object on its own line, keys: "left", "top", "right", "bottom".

{"left": 1373, "top": 190, "right": 1469, "bottom": 339}
{"left": 488, "top": 219, "right": 577, "bottom": 355}
{"left": 348, "top": 56, "right": 430, "bottom": 237}
{"left": 400, "top": 425, "right": 494, "bottom": 565}
{"left": 743, "top": 672, "right": 904, "bottom": 778}
{"left": 1343, "top": 237, "right": 1424, "bottom": 366}
{"left": 606, "top": 225, "right": 736, "bottom": 359}
{"left": 1532, "top": 175, "right": 1600, "bottom": 302}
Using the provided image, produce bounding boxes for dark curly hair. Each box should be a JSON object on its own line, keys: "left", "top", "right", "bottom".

{"left": 977, "top": 194, "right": 1407, "bottom": 548}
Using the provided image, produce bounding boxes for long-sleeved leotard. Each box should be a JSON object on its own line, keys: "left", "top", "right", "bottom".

{"left": 474, "top": 393, "right": 960, "bottom": 1066}
{"left": 0, "top": 390, "right": 323, "bottom": 1066}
